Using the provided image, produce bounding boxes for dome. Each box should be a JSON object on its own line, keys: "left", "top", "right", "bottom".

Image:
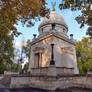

{"left": 38, "top": 11, "right": 68, "bottom": 29}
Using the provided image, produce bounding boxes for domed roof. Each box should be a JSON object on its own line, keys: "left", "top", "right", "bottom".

{"left": 39, "top": 11, "right": 67, "bottom": 29}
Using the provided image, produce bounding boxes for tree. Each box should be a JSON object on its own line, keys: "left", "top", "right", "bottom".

{"left": 0, "top": 0, "right": 48, "bottom": 35}
{"left": 59, "top": 0, "right": 92, "bottom": 37}
{"left": 0, "top": 0, "right": 48, "bottom": 60}
{"left": 22, "top": 62, "right": 29, "bottom": 73}
{"left": 0, "top": 33, "right": 14, "bottom": 74}
{"left": 0, "top": 0, "right": 48, "bottom": 74}
{"left": 23, "top": 40, "right": 31, "bottom": 63}
{"left": 14, "top": 48, "right": 24, "bottom": 73}
{"left": 76, "top": 37, "right": 92, "bottom": 74}
{"left": 22, "top": 40, "right": 31, "bottom": 73}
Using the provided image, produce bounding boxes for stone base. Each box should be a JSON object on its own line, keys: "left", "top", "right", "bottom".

{"left": 10, "top": 74, "right": 92, "bottom": 91}
{"left": 8, "top": 67, "right": 92, "bottom": 91}
{"left": 31, "top": 66, "right": 74, "bottom": 77}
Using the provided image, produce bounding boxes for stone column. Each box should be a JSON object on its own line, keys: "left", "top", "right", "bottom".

{"left": 47, "top": 44, "right": 56, "bottom": 76}
{"left": 50, "top": 44, "right": 55, "bottom": 65}
{"left": 39, "top": 52, "right": 42, "bottom": 67}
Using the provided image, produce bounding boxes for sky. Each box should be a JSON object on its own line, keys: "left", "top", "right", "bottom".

{"left": 14, "top": 0, "right": 88, "bottom": 48}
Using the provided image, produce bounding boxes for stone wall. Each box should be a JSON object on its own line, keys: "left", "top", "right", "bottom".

{"left": 0, "top": 75, "right": 12, "bottom": 88}
{"left": 0, "top": 75, "right": 3, "bottom": 80}
{"left": 10, "top": 74, "right": 92, "bottom": 91}
{"left": 10, "top": 75, "right": 30, "bottom": 88}
{"left": 29, "top": 74, "right": 92, "bottom": 91}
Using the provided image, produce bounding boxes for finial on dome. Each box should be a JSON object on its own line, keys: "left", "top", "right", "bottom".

{"left": 51, "top": 2, "right": 56, "bottom": 11}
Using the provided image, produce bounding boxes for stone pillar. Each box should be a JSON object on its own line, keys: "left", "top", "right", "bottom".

{"left": 39, "top": 52, "right": 42, "bottom": 67}
{"left": 47, "top": 44, "right": 57, "bottom": 76}
{"left": 50, "top": 44, "right": 55, "bottom": 65}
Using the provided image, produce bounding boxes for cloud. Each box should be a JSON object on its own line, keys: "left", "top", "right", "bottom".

{"left": 13, "top": 42, "right": 22, "bottom": 48}
{"left": 67, "top": 10, "right": 72, "bottom": 18}
{"left": 13, "top": 40, "right": 26, "bottom": 49}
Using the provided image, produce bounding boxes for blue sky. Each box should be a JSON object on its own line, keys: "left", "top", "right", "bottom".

{"left": 14, "top": 0, "right": 88, "bottom": 47}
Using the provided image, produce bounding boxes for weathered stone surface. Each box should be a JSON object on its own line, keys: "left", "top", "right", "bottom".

{"left": 31, "top": 67, "right": 74, "bottom": 76}
{"left": 10, "top": 76, "right": 30, "bottom": 88}
{"left": 29, "top": 35, "right": 78, "bottom": 74}
{"left": 9, "top": 74, "right": 92, "bottom": 91}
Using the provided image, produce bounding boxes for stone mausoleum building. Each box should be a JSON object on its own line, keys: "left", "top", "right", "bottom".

{"left": 1, "top": 8, "right": 92, "bottom": 91}
{"left": 28, "top": 10, "right": 79, "bottom": 74}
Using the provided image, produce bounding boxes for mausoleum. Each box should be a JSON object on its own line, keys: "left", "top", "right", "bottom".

{"left": 28, "top": 10, "right": 79, "bottom": 74}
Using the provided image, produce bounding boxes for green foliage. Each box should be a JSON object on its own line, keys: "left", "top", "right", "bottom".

{"left": 0, "top": 0, "right": 48, "bottom": 74}
{"left": 22, "top": 40, "right": 31, "bottom": 73}
{"left": 0, "top": 63, "right": 6, "bottom": 74}
{"left": 22, "top": 62, "right": 29, "bottom": 73}
{"left": 0, "top": 33, "right": 14, "bottom": 74}
{"left": 0, "top": 60, "right": 20, "bottom": 74}
{"left": 11, "top": 63, "right": 19, "bottom": 72}
{"left": 0, "top": 0, "right": 48, "bottom": 33}
{"left": 59, "top": 0, "right": 92, "bottom": 38}
{"left": 23, "top": 40, "right": 31, "bottom": 62}
{"left": 76, "top": 37, "right": 92, "bottom": 74}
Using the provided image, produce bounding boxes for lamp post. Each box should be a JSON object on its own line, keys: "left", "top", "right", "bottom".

{"left": 50, "top": 43, "right": 55, "bottom": 65}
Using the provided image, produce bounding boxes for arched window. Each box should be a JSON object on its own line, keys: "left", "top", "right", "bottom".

{"left": 63, "top": 28, "right": 65, "bottom": 33}
{"left": 42, "top": 28, "right": 43, "bottom": 33}
{"left": 52, "top": 24, "right": 55, "bottom": 30}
